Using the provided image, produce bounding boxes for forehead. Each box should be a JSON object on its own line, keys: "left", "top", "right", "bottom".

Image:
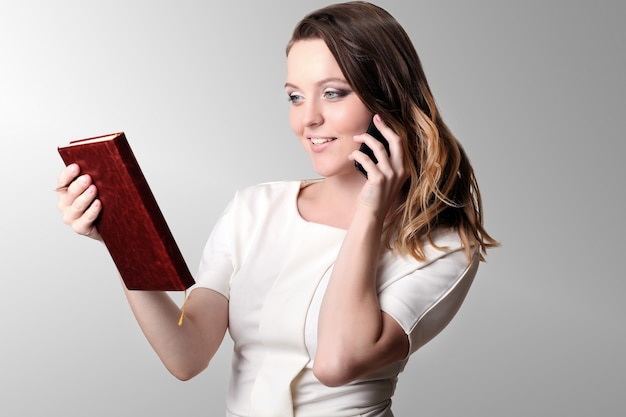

{"left": 286, "top": 39, "right": 344, "bottom": 83}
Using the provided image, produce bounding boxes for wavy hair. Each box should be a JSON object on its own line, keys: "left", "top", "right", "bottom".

{"left": 287, "top": 1, "right": 499, "bottom": 261}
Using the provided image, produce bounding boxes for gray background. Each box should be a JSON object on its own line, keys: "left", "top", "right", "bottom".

{"left": 1, "top": 0, "right": 624, "bottom": 415}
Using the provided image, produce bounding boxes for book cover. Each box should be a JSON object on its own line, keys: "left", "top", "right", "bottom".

{"left": 57, "top": 132, "right": 195, "bottom": 291}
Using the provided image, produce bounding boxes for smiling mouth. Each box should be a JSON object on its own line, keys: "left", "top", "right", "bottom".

{"left": 310, "top": 137, "right": 336, "bottom": 145}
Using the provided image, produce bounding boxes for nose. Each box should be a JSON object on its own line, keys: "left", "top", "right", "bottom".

{"left": 302, "top": 99, "right": 323, "bottom": 128}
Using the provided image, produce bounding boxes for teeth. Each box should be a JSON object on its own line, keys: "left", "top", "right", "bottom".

{"left": 311, "top": 138, "right": 334, "bottom": 145}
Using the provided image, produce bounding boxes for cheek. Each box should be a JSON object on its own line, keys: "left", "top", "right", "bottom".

{"left": 329, "top": 101, "right": 372, "bottom": 134}
{"left": 289, "top": 107, "right": 302, "bottom": 135}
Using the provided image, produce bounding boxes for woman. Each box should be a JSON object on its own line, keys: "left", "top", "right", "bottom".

{"left": 56, "top": 2, "right": 498, "bottom": 416}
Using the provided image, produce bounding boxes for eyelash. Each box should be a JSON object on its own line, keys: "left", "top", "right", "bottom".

{"left": 287, "top": 89, "right": 350, "bottom": 104}
{"left": 324, "top": 89, "right": 350, "bottom": 100}
{"left": 287, "top": 94, "right": 303, "bottom": 104}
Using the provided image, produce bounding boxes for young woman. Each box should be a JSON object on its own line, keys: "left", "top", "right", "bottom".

{"left": 56, "top": 2, "right": 498, "bottom": 416}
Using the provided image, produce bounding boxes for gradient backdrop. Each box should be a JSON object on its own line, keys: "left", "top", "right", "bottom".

{"left": 1, "top": 0, "right": 624, "bottom": 415}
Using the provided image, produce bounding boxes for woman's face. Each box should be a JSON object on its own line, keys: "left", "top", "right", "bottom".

{"left": 285, "top": 39, "right": 372, "bottom": 178}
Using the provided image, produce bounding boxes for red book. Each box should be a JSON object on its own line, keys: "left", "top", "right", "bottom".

{"left": 58, "top": 132, "right": 195, "bottom": 291}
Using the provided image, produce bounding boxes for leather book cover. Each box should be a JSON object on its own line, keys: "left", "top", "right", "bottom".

{"left": 58, "top": 132, "right": 195, "bottom": 291}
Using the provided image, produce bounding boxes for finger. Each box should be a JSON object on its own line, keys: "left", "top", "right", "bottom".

{"left": 363, "top": 134, "right": 390, "bottom": 163}
{"left": 70, "top": 198, "right": 102, "bottom": 237}
{"left": 56, "top": 163, "right": 80, "bottom": 190}
{"left": 371, "top": 116, "right": 407, "bottom": 179}
{"left": 58, "top": 174, "right": 93, "bottom": 207}
{"left": 372, "top": 115, "right": 403, "bottom": 162}
{"left": 354, "top": 132, "right": 393, "bottom": 179}
{"left": 73, "top": 184, "right": 98, "bottom": 213}
{"left": 350, "top": 149, "right": 379, "bottom": 176}
{"left": 61, "top": 183, "right": 97, "bottom": 224}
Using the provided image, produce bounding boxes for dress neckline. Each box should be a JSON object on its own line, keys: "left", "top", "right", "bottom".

{"left": 293, "top": 179, "right": 348, "bottom": 232}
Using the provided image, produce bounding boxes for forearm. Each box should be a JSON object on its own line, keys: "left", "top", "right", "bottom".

{"left": 122, "top": 285, "right": 227, "bottom": 380}
{"left": 315, "top": 209, "right": 386, "bottom": 379}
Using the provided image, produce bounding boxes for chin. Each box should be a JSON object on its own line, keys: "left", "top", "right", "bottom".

{"left": 312, "top": 163, "right": 358, "bottom": 179}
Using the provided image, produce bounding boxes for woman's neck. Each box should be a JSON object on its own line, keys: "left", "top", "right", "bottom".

{"left": 298, "top": 174, "right": 366, "bottom": 230}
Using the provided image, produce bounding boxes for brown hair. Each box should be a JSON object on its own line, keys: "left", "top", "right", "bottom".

{"left": 287, "top": 1, "right": 499, "bottom": 261}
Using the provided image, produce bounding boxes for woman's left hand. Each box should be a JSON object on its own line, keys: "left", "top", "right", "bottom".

{"left": 350, "top": 115, "right": 408, "bottom": 218}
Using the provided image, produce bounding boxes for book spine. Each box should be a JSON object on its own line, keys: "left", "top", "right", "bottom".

{"left": 111, "top": 135, "right": 195, "bottom": 289}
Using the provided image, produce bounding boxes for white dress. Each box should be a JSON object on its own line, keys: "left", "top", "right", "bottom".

{"left": 190, "top": 180, "right": 479, "bottom": 417}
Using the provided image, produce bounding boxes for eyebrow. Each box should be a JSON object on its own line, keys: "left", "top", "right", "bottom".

{"left": 284, "top": 77, "right": 350, "bottom": 89}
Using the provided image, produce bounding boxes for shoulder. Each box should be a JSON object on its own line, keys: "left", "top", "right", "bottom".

{"left": 378, "top": 228, "right": 467, "bottom": 284}
{"left": 232, "top": 179, "right": 326, "bottom": 212}
{"left": 234, "top": 180, "right": 302, "bottom": 203}
{"left": 226, "top": 180, "right": 309, "bottom": 230}
{"left": 378, "top": 230, "right": 480, "bottom": 354}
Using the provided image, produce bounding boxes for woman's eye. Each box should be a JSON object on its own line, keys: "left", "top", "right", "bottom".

{"left": 288, "top": 94, "right": 303, "bottom": 104}
{"left": 324, "top": 89, "right": 348, "bottom": 100}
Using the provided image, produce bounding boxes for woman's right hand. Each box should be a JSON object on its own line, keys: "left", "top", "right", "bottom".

{"left": 56, "top": 163, "right": 103, "bottom": 240}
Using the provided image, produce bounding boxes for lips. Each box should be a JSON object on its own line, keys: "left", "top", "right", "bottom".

{"left": 310, "top": 137, "right": 336, "bottom": 145}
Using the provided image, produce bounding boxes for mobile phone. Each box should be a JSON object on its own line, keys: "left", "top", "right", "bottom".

{"left": 355, "top": 120, "right": 390, "bottom": 177}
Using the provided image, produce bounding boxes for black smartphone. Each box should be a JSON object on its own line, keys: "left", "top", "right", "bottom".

{"left": 355, "top": 120, "right": 390, "bottom": 177}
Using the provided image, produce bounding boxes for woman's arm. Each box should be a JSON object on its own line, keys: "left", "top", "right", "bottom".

{"left": 314, "top": 208, "right": 409, "bottom": 387}
{"left": 123, "top": 287, "right": 228, "bottom": 381}
{"left": 56, "top": 163, "right": 228, "bottom": 380}
{"left": 314, "top": 117, "right": 409, "bottom": 386}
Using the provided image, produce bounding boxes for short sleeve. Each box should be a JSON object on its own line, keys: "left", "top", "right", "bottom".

{"left": 188, "top": 199, "right": 236, "bottom": 300}
{"left": 379, "top": 249, "right": 479, "bottom": 355}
